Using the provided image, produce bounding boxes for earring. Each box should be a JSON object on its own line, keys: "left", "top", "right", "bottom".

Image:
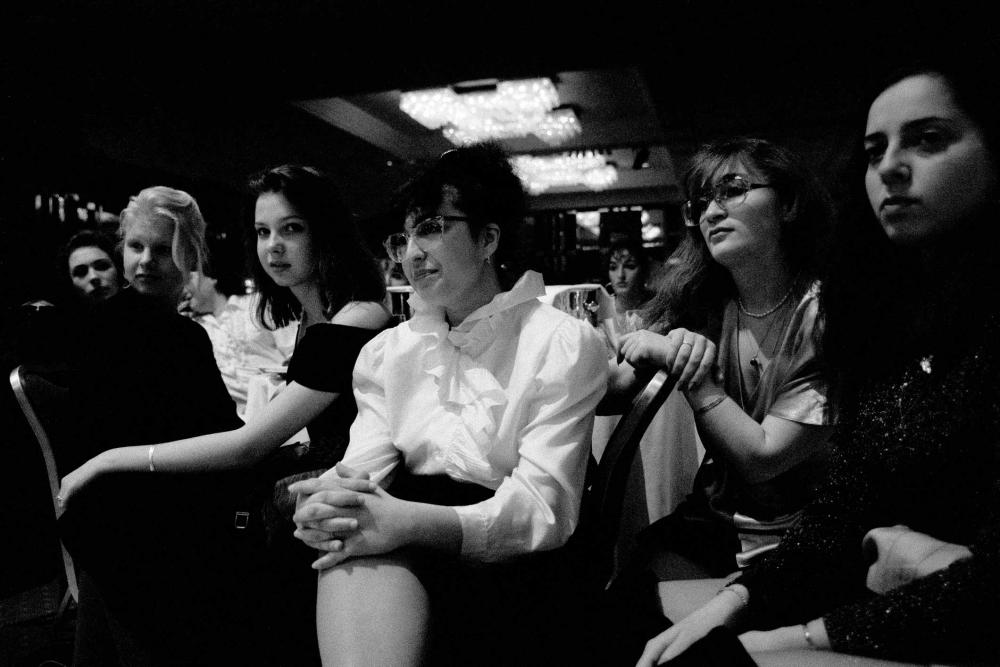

{"left": 485, "top": 254, "right": 493, "bottom": 265}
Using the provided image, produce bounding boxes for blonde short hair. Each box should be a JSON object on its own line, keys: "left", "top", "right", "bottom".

{"left": 119, "top": 186, "right": 208, "bottom": 276}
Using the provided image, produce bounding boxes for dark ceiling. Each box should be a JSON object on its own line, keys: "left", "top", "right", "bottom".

{"left": 1, "top": 2, "right": 993, "bottom": 227}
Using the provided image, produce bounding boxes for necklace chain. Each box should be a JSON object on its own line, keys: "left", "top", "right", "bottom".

{"left": 735, "top": 300, "right": 791, "bottom": 409}
{"left": 738, "top": 281, "right": 798, "bottom": 319}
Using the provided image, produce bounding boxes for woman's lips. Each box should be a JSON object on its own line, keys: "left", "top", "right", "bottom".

{"left": 708, "top": 227, "right": 733, "bottom": 241}
{"left": 881, "top": 196, "right": 919, "bottom": 215}
{"left": 411, "top": 268, "right": 437, "bottom": 282}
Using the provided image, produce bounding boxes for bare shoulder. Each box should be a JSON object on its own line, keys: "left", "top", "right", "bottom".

{"left": 330, "top": 300, "right": 391, "bottom": 329}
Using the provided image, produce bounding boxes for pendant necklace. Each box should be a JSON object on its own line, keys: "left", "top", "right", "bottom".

{"left": 735, "top": 298, "right": 791, "bottom": 410}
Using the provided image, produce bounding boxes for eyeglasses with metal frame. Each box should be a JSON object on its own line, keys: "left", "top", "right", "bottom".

{"left": 383, "top": 215, "right": 470, "bottom": 263}
{"left": 683, "top": 174, "right": 772, "bottom": 227}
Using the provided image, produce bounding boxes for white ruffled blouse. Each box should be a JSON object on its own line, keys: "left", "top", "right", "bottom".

{"left": 324, "top": 271, "right": 608, "bottom": 561}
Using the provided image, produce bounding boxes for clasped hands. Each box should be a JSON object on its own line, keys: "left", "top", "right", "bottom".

{"left": 616, "top": 327, "right": 720, "bottom": 392}
{"left": 290, "top": 462, "right": 409, "bottom": 570}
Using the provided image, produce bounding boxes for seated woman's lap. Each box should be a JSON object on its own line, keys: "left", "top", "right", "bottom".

{"left": 314, "top": 471, "right": 595, "bottom": 665}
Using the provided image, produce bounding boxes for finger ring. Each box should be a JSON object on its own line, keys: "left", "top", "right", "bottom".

{"left": 56, "top": 495, "right": 63, "bottom": 504}
{"left": 680, "top": 341, "right": 693, "bottom": 348}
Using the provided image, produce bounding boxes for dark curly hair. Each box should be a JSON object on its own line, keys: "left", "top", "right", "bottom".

{"left": 246, "top": 164, "right": 385, "bottom": 329}
{"left": 398, "top": 142, "right": 527, "bottom": 289}
{"left": 642, "top": 137, "right": 833, "bottom": 334}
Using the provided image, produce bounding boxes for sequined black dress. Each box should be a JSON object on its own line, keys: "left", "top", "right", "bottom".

{"left": 737, "top": 312, "right": 1000, "bottom": 663}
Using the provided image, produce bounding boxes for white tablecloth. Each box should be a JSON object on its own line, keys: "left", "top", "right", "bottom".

{"left": 592, "top": 389, "right": 705, "bottom": 527}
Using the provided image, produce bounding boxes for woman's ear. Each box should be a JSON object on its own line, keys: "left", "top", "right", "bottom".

{"left": 480, "top": 223, "right": 501, "bottom": 260}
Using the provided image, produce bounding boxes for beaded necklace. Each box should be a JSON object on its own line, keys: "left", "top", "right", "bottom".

{"left": 735, "top": 299, "right": 793, "bottom": 410}
{"left": 737, "top": 280, "right": 798, "bottom": 319}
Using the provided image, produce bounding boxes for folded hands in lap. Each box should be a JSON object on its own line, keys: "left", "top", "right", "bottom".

{"left": 290, "top": 463, "right": 408, "bottom": 569}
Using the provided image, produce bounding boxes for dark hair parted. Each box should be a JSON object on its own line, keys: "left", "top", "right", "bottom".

{"left": 606, "top": 238, "right": 649, "bottom": 272}
{"left": 246, "top": 164, "right": 385, "bottom": 329}
{"left": 399, "top": 142, "right": 526, "bottom": 289}
{"left": 642, "top": 137, "right": 833, "bottom": 334}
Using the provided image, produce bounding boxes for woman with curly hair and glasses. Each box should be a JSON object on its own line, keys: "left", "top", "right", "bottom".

{"left": 290, "top": 143, "right": 609, "bottom": 666}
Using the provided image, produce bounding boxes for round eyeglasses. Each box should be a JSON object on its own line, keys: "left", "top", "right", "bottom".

{"left": 682, "top": 174, "right": 772, "bottom": 227}
{"left": 383, "top": 215, "right": 470, "bottom": 263}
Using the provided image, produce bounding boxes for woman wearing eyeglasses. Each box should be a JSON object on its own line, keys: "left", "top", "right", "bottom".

{"left": 639, "top": 58, "right": 1000, "bottom": 666}
{"left": 604, "top": 138, "right": 837, "bottom": 619}
{"left": 289, "top": 143, "right": 608, "bottom": 666}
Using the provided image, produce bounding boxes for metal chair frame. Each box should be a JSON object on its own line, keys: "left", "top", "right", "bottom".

{"left": 588, "top": 369, "right": 677, "bottom": 590}
{"left": 9, "top": 364, "right": 78, "bottom": 613}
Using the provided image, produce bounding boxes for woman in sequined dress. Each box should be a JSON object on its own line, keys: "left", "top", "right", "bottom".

{"left": 638, "top": 60, "right": 1000, "bottom": 666}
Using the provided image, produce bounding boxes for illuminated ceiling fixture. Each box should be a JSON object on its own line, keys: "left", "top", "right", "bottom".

{"left": 399, "top": 78, "right": 581, "bottom": 146}
{"left": 510, "top": 151, "right": 618, "bottom": 194}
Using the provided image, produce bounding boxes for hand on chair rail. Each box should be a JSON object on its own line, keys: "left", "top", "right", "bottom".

{"left": 617, "top": 328, "right": 717, "bottom": 391}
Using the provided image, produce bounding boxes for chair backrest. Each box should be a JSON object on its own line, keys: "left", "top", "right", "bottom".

{"left": 9, "top": 364, "right": 78, "bottom": 603}
{"left": 587, "top": 368, "right": 677, "bottom": 590}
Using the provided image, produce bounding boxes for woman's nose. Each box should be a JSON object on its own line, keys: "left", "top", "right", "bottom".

{"left": 88, "top": 269, "right": 101, "bottom": 284}
{"left": 402, "top": 235, "right": 425, "bottom": 262}
{"left": 877, "top": 145, "right": 912, "bottom": 186}
{"left": 703, "top": 198, "right": 726, "bottom": 223}
{"left": 138, "top": 248, "right": 153, "bottom": 265}
{"left": 267, "top": 234, "right": 284, "bottom": 253}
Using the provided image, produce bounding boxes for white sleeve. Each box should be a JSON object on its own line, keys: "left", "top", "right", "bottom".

{"left": 318, "top": 332, "right": 402, "bottom": 484}
{"left": 454, "top": 319, "right": 609, "bottom": 561}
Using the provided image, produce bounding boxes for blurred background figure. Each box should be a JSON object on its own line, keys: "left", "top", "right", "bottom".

{"left": 606, "top": 238, "right": 654, "bottom": 329}
{"left": 378, "top": 256, "right": 409, "bottom": 287}
{"left": 63, "top": 230, "right": 122, "bottom": 305}
{"left": 179, "top": 267, "right": 296, "bottom": 418}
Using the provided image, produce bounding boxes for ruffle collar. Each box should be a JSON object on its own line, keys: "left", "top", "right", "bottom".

{"left": 402, "top": 271, "right": 546, "bottom": 482}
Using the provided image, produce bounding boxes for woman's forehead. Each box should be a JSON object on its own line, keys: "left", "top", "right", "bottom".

{"left": 704, "top": 157, "right": 758, "bottom": 185}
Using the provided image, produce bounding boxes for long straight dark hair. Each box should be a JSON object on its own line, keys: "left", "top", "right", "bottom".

{"left": 820, "top": 59, "right": 1000, "bottom": 392}
{"left": 246, "top": 165, "right": 385, "bottom": 329}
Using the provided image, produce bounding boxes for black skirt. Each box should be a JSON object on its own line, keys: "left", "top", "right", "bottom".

{"left": 386, "top": 469, "right": 596, "bottom": 667}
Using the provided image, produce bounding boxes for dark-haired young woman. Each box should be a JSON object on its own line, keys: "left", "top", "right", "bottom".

{"left": 60, "top": 164, "right": 388, "bottom": 504}
{"left": 639, "top": 60, "right": 1000, "bottom": 667}
{"left": 59, "top": 167, "right": 389, "bottom": 664}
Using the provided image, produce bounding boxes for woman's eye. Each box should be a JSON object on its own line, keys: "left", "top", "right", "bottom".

{"left": 127, "top": 242, "right": 143, "bottom": 252}
{"left": 863, "top": 144, "right": 884, "bottom": 166}
{"left": 916, "top": 130, "right": 949, "bottom": 151}
{"left": 718, "top": 184, "right": 743, "bottom": 200}
{"left": 92, "top": 260, "right": 113, "bottom": 271}
{"left": 256, "top": 228, "right": 269, "bottom": 238}
{"left": 416, "top": 221, "right": 443, "bottom": 238}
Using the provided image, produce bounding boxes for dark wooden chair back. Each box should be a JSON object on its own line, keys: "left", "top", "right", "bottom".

{"left": 9, "top": 364, "right": 78, "bottom": 607}
{"left": 587, "top": 369, "right": 677, "bottom": 590}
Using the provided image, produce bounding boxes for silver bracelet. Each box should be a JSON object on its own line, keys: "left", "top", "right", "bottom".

{"left": 695, "top": 394, "right": 726, "bottom": 416}
{"left": 718, "top": 584, "right": 748, "bottom": 607}
{"left": 148, "top": 445, "right": 156, "bottom": 473}
{"left": 802, "top": 624, "right": 819, "bottom": 649}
